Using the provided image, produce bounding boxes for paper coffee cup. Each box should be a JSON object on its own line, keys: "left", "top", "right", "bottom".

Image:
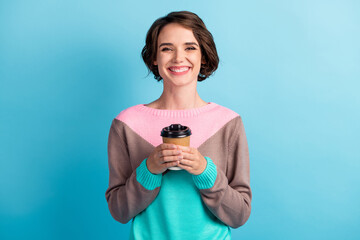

{"left": 161, "top": 124, "right": 192, "bottom": 170}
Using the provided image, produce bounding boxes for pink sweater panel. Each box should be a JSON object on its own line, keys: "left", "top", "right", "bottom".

{"left": 115, "top": 102, "right": 239, "bottom": 148}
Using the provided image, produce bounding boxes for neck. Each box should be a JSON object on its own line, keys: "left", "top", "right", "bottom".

{"left": 148, "top": 80, "right": 207, "bottom": 110}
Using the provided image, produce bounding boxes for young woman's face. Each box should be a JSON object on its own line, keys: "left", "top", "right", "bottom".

{"left": 154, "top": 23, "right": 204, "bottom": 87}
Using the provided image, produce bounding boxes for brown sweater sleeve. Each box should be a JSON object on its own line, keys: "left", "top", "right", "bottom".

{"left": 199, "top": 117, "right": 252, "bottom": 228}
{"left": 105, "top": 120, "right": 160, "bottom": 224}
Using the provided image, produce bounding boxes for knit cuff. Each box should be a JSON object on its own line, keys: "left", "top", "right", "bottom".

{"left": 136, "top": 158, "right": 162, "bottom": 190}
{"left": 192, "top": 157, "right": 217, "bottom": 189}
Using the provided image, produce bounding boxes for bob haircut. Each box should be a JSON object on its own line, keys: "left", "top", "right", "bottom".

{"left": 141, "top": 11, "right": 219, "bottom": 81}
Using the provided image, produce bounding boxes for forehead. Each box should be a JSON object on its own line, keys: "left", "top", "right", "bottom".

{"left": 157, "top": 23, "right": 198, "bottom": 45}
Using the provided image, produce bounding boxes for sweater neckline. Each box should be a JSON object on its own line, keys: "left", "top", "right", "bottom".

{"left": 135, "top": 102, "right": 218, "bottom": 118}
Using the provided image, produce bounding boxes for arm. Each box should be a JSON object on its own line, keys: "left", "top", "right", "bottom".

{"left": 193, "top": 117, "right": 252, "bottom": 228}
{"left": 105, "top": 120, "right": 162, "bottom": 224}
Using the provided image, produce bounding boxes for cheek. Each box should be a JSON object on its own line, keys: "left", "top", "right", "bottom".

{"left": 191, "top": 53, "right": 202, "bottom": 63}
{"left": 157, "top": 55, "right": 171, "bottom": 67}
{"left": 190, "top": 55, "right": 202, "bottom": 69}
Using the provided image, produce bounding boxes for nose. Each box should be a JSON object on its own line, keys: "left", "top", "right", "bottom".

{"left": 173, "top": 49, "right": 185, "bottom": 63}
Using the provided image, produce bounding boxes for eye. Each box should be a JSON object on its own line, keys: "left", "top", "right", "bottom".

{"left": 186, "top": 47, "right": 197, "bottom": 51}
{"left": 161, "top": 47, "right": 172, "bottom": 52}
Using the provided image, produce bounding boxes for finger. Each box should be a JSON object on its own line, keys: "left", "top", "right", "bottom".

{"left": 179, "top": 159, "right": 193, "bottom": 167}
{"left": 181, "top": 152, "right": 195, "bottom": 161}
{"left": 177, "top": 145, "right": 191, "bottom": 152}
{"left": 161, "top": 155, "right": 183, "bottom": 163}
{"left": 160, "top": 149, "right": 182, "bottom": 157}
{"left": 178, "top": 163, "right": 192, "bottom": 171}
{"left": 163, "top": 160, "right": 180, "bottom": 169}
{"left": 158, "top": 144, "right": 177, "bottom": 150}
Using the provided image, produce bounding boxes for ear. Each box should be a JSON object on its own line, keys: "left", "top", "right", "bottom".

{"left": 153, "top": 60, "right": 158, "bottom": 66}
{"left": 201, "top": 57, "right": 206, "bottom": 65}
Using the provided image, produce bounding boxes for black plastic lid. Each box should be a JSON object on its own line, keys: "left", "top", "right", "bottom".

{"left": 161, "top": 124, "right": 192, "bottom": 138}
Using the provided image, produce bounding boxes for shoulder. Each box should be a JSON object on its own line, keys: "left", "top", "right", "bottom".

{"left": 112, "top": 104, "right": 154, "bottom": 136}
{"left": 210, "top": 103, "right": 246, "bottom": 130}
{"left": 212, "top": 103, "right": 239, "bottom": 116}
{"left": 109, "top": 105, "right": 145, "bottom": 138}
{"left": 210, "top": 102, "right": 241, "bottom": 121}
{"left": 115, "top": 104, "right": 144, "bottom": 122}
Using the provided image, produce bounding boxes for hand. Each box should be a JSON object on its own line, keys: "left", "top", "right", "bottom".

{"left": 147, "top": 144, "right": 183, "bottom": 174}
{"left": 177, "top": 146, "right": 207, "bottom": 175}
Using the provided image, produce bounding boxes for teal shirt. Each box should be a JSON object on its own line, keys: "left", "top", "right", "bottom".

{"left": 132, "top": 157, "right": 231, "bottom": 240}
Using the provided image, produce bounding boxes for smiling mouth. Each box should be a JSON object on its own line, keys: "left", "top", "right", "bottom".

{"left": 168, "top": 66, "right": 190, "bottom": 73}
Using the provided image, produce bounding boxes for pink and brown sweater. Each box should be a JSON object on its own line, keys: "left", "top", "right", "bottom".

{"left": 105, "top": 102, "right": 251, "bottom": 239}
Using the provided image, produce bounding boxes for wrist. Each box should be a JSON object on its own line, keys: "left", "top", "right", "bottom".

{"left": 195, "top": 156, "right": 207, "bottom": 175}
{"left": 136, "top": 158, "right": 162, "bottom": 190}
{"left": 192, "top": 157, "right": 217, "bottom": 189}
{"left": 146, "top": 156, "right": 162, "bottom": 175}
{"left": 146, "top": 158, "right": 156, "bottom": 174}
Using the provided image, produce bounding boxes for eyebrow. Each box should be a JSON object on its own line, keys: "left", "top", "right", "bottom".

{"left": 159, "top": 42, "right": 199, "bottom": 48}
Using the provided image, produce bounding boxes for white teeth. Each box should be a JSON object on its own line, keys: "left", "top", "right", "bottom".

{"left": 169, "top": 67, "right": 189, "bottom": 72}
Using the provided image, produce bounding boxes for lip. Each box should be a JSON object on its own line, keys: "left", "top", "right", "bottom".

{"left": 167, "top": 66, "right": 191, "bottom": 76}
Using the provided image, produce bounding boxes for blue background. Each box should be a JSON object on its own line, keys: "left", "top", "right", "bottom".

{"left": 1, "top": 0, "right": 359, "bottom": 239}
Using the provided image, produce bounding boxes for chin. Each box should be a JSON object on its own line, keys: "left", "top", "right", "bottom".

{"left": 164, "top": 78, "right": 196, "bottom": 87}
{"left": 161, "top": 73, "right": 198, "bottom": 86}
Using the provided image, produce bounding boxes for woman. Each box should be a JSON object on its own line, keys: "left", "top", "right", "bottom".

{"left": 105, "top": 11, "right": 251, "bottom": 240}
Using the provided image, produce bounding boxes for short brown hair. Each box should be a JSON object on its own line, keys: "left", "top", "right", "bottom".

{"left": 141, "top": 11, "right": 219, "bottom": 81}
